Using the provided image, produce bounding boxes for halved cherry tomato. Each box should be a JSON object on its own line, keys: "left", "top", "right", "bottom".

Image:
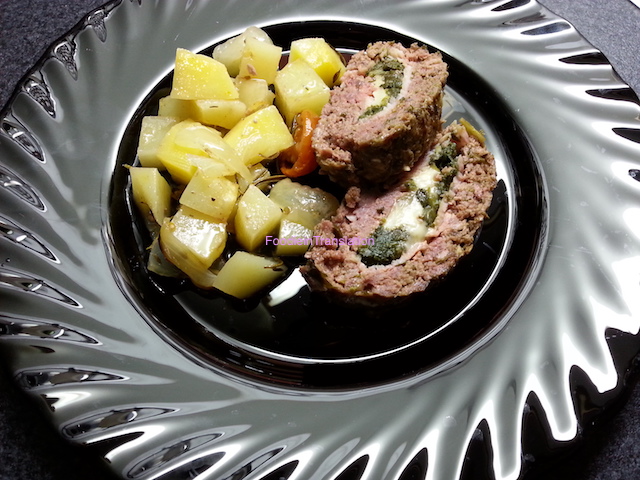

{"left": 278, "top": 110, "right": 320, "bottom": 177}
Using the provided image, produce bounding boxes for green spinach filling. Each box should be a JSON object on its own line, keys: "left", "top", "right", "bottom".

{"left": 430, "top": 142, "right": 458, "bottom": 172}
{"left": 358, "top": 141, "right": 459, "bottom": 266}
{"left": 358, "top": 225, "right": 410, "bottom": 267}
{"left": 359, "top": 57, "right": 405, "bottom": 119}
{"left": 415, "top": 142, "right": 459, "bottom": 224}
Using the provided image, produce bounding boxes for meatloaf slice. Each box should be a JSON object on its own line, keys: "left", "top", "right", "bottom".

{"left": 312, "top": 41, "right": 448, "bottom": 189}
{"left": 302, "top": 120, "right": 497, "bottom": 306}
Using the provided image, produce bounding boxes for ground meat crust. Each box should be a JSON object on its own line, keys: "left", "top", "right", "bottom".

{"left": 302, "top": 122, "right": 497, "bottom": 305}
{"left": 312, "top": 41, "right": 449, "bottom": 189}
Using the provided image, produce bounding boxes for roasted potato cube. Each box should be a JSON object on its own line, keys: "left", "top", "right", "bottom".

{"left": 289, "top": 37, "right": 346, "bottom": 87}
{"left": 191, "top": 99, "right": 247, "bottom": 130}
{"left": 212, "top": 26, "right": 274, "bottom": 77}
{"left": 213, "top": 251, "right": 286, "bottom": 299}
{"left": 179, "top": 169, "right": 238, "bottom": 222}
{"left": 137, "top": 116, "right": 180, "bottom": 169}
{"left": 173, "top": 121, "right": 252, "bottom": 181}
{"left": 234, "top": 184, "right": 283, "bottom": 251}
{"left": 238, "top": 36, "right": 282, "bottom": 85}
{"left": 160, "top": 206, "right": 227, "bottom": 271}
{"left": 158, "top": 96, "right": 247, "bottom": 129}
{"left": 224, "top": 105, "right": 294, "bottom": 165}
{"left": 274, "top": 59, "right": 330, "bottom": 126}
{"left": 171, "top": 48, "right": 239, "bottom": 101}
{"left": 157, "top": 96, "right": 193, "bottom": 120}
{"left": 129, "top": 166, "right": 172, "bottom": 224}
{"left": 157, "top": 145, "right": 196, "bottom": 185}
{"left": 236, "top": 77, "right": 275, "bottom": 114}
{"left": 156, "top": 120, "right": 202, "bottom": 184}
{"left": 158, "top": 119, "right": 251, "bottom": 184}
{"left": 274, "top": 218, "right": 313, "bottom": 256}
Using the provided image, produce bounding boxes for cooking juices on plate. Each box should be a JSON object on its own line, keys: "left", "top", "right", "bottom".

{"left": 127, "top": 26, "right": 497, "bottom": 304}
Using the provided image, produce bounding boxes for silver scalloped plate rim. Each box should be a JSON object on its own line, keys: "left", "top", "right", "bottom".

{"left": 1, "top": 1, "right": 640, "bottom": 480}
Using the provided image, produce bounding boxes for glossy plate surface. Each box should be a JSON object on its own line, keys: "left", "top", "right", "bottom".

{"left": 1, "top": 1, "right": 640, "bottom": 479}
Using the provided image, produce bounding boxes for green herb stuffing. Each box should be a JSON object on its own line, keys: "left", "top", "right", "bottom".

{"left": 402, "top": 179, "right": 417, "bottom": 191}
{"left": 357, "top": 141, "right": 460, "bottom": 267}
{"left": 430, "top": 142, "right": 458, "bottom": 171}
{"left": 416, "top": 187, "right": 439, "bottom": 225}
{"left": 360, "top": 103, "right": 386, "bottom": 118}
{"left": 358, "top": 225, "right": 409, "bottom": 266}
{"left": 420, "top": 141, "right": 459, "bottom": 224}
{"left": 429, "top": 141, "right": 459, "bottom": 194}
{"left": 359, "top": 57, "right": 405, "bottom": 119}
{"left": 370, "top": 57, "right": 404, "bottom": 97}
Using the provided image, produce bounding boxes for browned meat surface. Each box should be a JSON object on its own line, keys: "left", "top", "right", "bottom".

{"left": 303, "top": 121, "right": 497, "bottom": 305}
{"left": 312, "top": 41, "right": 448, "bottom": 189}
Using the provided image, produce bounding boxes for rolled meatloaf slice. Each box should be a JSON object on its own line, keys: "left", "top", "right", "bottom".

{"left": 312, "top": 41, "right": 448, "bottom": 189}
{"left": 302, "top": 120, "right": 497, "bottom": 306}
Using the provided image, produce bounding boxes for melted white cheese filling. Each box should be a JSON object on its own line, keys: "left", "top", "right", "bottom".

{"left": 361, "top": 63, "right": 413, "bottom": 117}
{"left": 383, "top": 164, "right": 440, "bottom": 247}
{"left": 362, "top": 76, "right": 389, "bottom": 111}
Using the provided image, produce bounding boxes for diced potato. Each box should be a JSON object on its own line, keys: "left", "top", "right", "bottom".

{"left": 289, "top": 37, "right": 346, "bottom": 87}
{"left": 171, "top": 120, "right": 220, "bottom": 154}
{"left": 212, "top": 26, "right": 274, "bottom": 77}
{"left": 190, "top": 99, "right": 247, "bottom": 130}
{"left": 158, "top": 234, "right": 218, "bottom": 288}
{"left": 160, "top": 206, "right": 227, "bottom": 271}
{"left": 213, "top": 251, "right": 286, "bottom": 299}
{"left": 224, "top": 105, "right": 294, "bottom": 165}
{"left": 171, "top": 48, "right": 239, "bottom": 101}
{"left": 129, "top": 166, "right": 173, "bottom": 224}
{"left": 173, "top": 121, "right": 251, "bottom": 181}
{"left": 179, "top": 169, "right": 239, "bottom": 222}
{"left": 158, "top": 119, "right": 251, "bottom": 184}
{"left": 236, "top": 77, "right": 275, "bottom": 114}
{"left": 238, "top": 36, "right": 282, "bottom": 84}
{"left": 274, "top": 218, "right": 313, "bottom": 256}
{"left": 137, "top": 116, "right": 180, "bottom": 169}
{"left": 268, "top": 178, "right": 339, "bottom": 229}
{"left": 156, "top": 147, "right": 196, "bottom": 185}
{"left": 156, "top": 120, "right": 200, "bottom": 184}
{"left": 234, "top": 184, "right": 283, "bottom": 251}
{"left": 274, "top": 59, "right": 330, "bottom": 126}
{"left": 157, "top": 96, "right": 193, "bottom": 120}
{"left": 159, "top": 96, "right": 247, "bottom": 130}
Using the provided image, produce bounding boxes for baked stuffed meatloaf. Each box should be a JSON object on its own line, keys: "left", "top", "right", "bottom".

{"left": 302, "top": 121, "right": 497, "bottom": 305}
{"left": 312, "top": 41, "right": 448, "bottom": 189}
